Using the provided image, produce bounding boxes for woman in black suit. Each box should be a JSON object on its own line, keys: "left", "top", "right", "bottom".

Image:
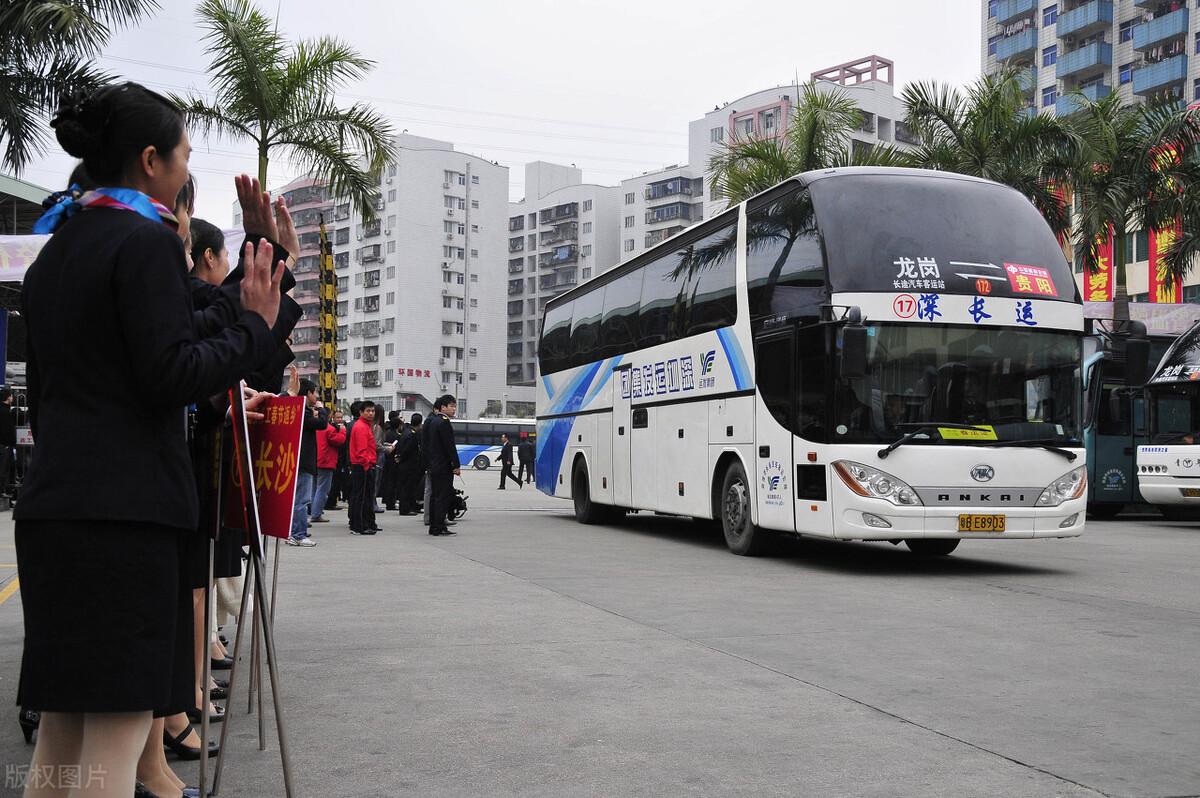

{"left": 15, "top": 82, "right": 284, "bottom": 797}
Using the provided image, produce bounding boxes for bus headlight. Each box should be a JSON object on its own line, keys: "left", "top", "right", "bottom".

{"left": 1037, "top": 465, "right": 1087, "bottom": 507}
{"left": 833, "top": 460, "right": 923, "bottom": 506}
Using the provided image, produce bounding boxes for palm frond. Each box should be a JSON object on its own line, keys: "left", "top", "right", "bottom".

{"left": 169, "top": 92, "right": 258, "bottom": 144}
{"left": 196, "top": 0, "right": 285, "bottom": 121}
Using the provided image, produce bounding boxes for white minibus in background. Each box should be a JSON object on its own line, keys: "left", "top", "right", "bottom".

{"left": 537, "top": 167, "right": 1116, "bottom": 556}
{"left": 1138, "top": 321, "right": 1200, "bottom": 514}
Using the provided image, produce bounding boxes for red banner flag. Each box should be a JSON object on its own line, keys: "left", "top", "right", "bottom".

{"left": 1149, "top": 222, "right": 1184, "bottom": 303}
{"left": 224, "top": 394, "right": 305, "bottom": 539}
{"left": 1084, "top": 226, "right": 1115, "bottom": 302}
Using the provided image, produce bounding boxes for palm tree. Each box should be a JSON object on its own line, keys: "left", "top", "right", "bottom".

{"left": 706, "top": 83, "right": 907, "bottom": 314}
{"left": 0, "top": 0, "right": 158, "bottom": 174}
{"left": 902, "top": 68, "right": 1075, "bottom": 238}
{"left": 708, "top": 82, "right": 910, "bottom": 205}
{"left": 172, "top": 0, "right": 396, "bottom": 218}
{"left": 1067, "top": 93, "right": 1200, "bottom": 316}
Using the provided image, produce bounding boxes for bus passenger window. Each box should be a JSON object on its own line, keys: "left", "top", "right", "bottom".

{"left": 754, "top": 336, "right": 793, "bottom": 430}
{"left": 599, "top": 272, "right": 642, "bottom": 359}
{"left": 539, "top": 303, "right": 574, "bottom": 374}
{"left": 681, "top": 223, "right": 738, "bottom": 335}
{"left": 569, "top": 287, "right": 604, "bottom": 366}
{"left": 637, "top": 255, "right": 686, "bottom": 347}
{"left": 745, "top": 185, "right": 825, "bottom": 321}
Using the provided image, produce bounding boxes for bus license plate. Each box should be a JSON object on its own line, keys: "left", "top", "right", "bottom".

{"left": 1181, "top": 488, "right": 1200, "bottom": 498}
{"left": 958, "top": 514, "right": 1005, "bottom": 533}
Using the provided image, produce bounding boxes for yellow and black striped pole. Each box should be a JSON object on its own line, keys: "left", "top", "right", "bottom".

{"left": 317, "top": 216, "right": 338, "bottom": 407}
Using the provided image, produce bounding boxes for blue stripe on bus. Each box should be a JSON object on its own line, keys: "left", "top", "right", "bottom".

{"left": 537, "top": 360, "right": 606, "bottom": 493}
{"left": 716, "top": 327, "right": 751, "bottom": 390}
{"left": 580, "top": 356, "right": 621, "bottom": 408}
{"left": 542, "top": 375, "right": 554, "bottom": 400}
{"left": 457, "top": 444, "right": 495, "bottom": 465}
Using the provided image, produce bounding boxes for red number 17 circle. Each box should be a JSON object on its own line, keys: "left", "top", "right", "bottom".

{"left": 892, "top": 293, "right": 917, "bottom": 318}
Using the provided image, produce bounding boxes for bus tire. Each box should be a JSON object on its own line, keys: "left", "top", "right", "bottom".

{"left": 904, "top": 538, "right": 960, "bottom": 556}
{"left": 472, "top": 455, "right": 490, "bottom": 470}
{"left": 1086, "top": 502, "right": 1123, "bottom": 519}
{"left": 572, "top": 461, "right": 610, "bottom": 525}
{"left": 720, "top": 460, "right": 767, "bottom": 556}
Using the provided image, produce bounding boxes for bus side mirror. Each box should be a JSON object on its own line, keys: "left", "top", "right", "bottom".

{"left": 1125, "top": 337, "right": 1150, "bottom": 387}
{"left": 842, "top": 323, "right": 868, "bottom": 379}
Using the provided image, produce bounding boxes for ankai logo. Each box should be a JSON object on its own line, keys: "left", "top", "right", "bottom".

{"left": 970, "top": 465, "right": 995, "bottom": 482}
{"left": 701, "top": 350, "right": 716, "bottom": 375}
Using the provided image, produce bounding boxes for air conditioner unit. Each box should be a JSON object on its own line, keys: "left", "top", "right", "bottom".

{"left": 441, "top": 262, "right": 450, "bottom": 269}
{"left": 386, "top": 177, "right": 393, "bottom": 184}
{"left": 442, "top": 182, "right": 451, "bottom": 189}
{"left": 356, "top": 233, "right": 363, "bottom": 241}
{"left": 446, "top": 233, "right": 454, "bottom": 240}
{"left": 446, "top": 209, "right": 455, "bottom": 216}
{"left": 438, "top": 357, "right": 446, "bottom": 364}
{"left": 384, "top": 229, "right": 391, "bottom": 236}
{"left": 441, "top": 288, "right": 448, "bottom": 295}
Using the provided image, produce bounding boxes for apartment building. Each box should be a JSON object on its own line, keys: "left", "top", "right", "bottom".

{"left": 616, "top": 164, "right": 705, "bottom": 261}
{"left": 330, "top": 134, "right": 532, "bottom": 418}
{"left": 505, "top": 162, "right": 621, "bottom": 387}
{"left": 689, "top": 56, "right": 916, "bottom": 219}
{"left": 983, "top": 0, "right": 1200, "bottom": 301}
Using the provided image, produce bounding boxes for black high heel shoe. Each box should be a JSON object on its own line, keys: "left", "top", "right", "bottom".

{"left": 187, "top": 703, "right": 225, "bottom": 724}
{"left": 18, "top": 708, "right": 39, "bottom": 744}
{"left": 163, "top": 723, "right": 220, "bottom": 760}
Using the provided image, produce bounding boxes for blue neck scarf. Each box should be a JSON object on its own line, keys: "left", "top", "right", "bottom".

{"left": 33, "top": 186, "right": 178, "bottom": 235}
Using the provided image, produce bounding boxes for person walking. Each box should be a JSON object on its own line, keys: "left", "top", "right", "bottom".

{"left": 311, "top": 406, "right": 346, "bottom": 523}
{"left": 497, "top": 433, "right": 520, "bottom": 490}
{"left": 423, "top": 395, "right": 460, "bottom": 536}
{"left": 394, "top": 413, "right": 423, "bottom": 515}
{"left": 517, "top": 433, "right": 535, "bottom": 485}
{"left": 287, "top": 378, "right": 326, "bottom": 547}
{"left": 15, "top": 81, "right": 282, "bottom": 798}
{"left": 348, "top": 403, "right": 378, "bottom": 535}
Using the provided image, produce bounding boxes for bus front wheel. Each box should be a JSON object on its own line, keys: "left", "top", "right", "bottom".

{"left": 473, "top": 455, "right": 491, "bottom": 470}
{"left": 721, "top": 461, "right": 767, "bottom": 556}
{"left": 904, "top": 539, "right": 960, "bottom": 556}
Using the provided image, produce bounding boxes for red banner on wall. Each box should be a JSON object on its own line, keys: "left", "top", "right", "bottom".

{"left": 1084, "top": 226, "right": 1115, "bottom": 302}
{"left": 224, "top": 394, "right": 305, "bottom": 539}
{"left": 1149, "top": 223, "right": 1184, "bottom": 303}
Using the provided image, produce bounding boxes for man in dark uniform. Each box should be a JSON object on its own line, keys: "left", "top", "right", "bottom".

{"left": 517, "top": 433, "right": 535, "bottom": 485}
{"left": 394, "top": 413, "right": 424, "bottom": 515}
{"left": 497, "top": 433, "right": 520, "bottom": 489}
{"left": 422, "top": 395, "right": 460, "bottom": 536}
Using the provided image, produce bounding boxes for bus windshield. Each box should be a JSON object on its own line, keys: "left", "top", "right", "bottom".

{"left": 1149, "top": 384, "right": 1200, "bottom": 443}
{"left": 834, "top": 323, "right": 1081, "bottom": 446}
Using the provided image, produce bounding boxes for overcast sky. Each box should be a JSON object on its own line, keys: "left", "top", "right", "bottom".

{"left": 21, "top": 0, "right": 982, "bottom": 225}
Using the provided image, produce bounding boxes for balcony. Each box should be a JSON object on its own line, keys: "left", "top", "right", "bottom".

{"left": 1016, "top": 66, "right": 1037, "bottom": 93}
{"left": 508, "top": 216, "right": 524, "bottom": 232}
{"left": 1056, "top": 82, "right": 1112, "bottom": 115}
{"left": 996, "top": 28, "right": 1037, "bottom": 62}
{"left": 362, "top": 220, "right": 381, "bottom": 238}
{"left": 1133, "top": 8, "right": 1189, "bottom": 51}
{"left": 362, "top": 371, "right": 380, "bottom": 388}
{"left": 1133, "top": 54, "right": 1188, "bottom": 95}
{"left": 1133, "top": 0, "right": 1158, "bottom": 7}
{"left": 539, "top": 245, "right": 578, "bottom": 268}
{"left": 1056, "top": 40, "right": 1112, "bottom": 78}
{"left": 508, "top": 259, "right": 524, "bottom": 274}
{"left": 646, "top": 201, "right": 693, "bottom": 225}
{"left": 644, "top": 176, "right": 697, "bottom": 201}
{"left": 539, "top": 223, "right": 578, "bottom": 246}
{"left": 1057, "top": 1, "right": 1113, "bottom": 38}
{"left": 996, "top": 0, "right": 1037, "bottom": 23}
{"left": 538, "top": 202, "right": 578, "bottom": 225}
{"left": 508, "top": 237, "right": 524, "bottom": 253}
{"left": 358, "top": 244, "right": 381, "bottom": 263}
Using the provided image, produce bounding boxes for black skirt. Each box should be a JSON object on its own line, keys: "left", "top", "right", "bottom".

{"left": 182, "top": 527, "right": 245, "bottom": 590}
{"left": 15, "top": 520, "right": 195, "bottom": 714}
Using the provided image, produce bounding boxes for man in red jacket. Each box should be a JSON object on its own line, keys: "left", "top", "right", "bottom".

{"left": 310, "top": 405, "right": 346, "bottom": 524}
{"left": 348, "top": 403, "right": 379, "bottom": 535}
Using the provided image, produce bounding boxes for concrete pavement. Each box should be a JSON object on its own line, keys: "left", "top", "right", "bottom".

{"left": 0, "top": 469, "right": 1197, "bottom": 797}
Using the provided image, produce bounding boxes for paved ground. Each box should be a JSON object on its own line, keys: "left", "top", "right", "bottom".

{"left": 0, "top": 469, "right": 1197, "bottom": 798}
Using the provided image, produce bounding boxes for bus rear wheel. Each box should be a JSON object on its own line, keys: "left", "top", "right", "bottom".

{"left": 572, "top": 462, "right": 611, "bottom": 525}
{"left": 720, "top": 461, "right": 767, "bottom": 556}
{"left": 904, "top": 538, "right": 960, "bottom": 556}
{"left": 472, "top": 455, "right": 491, "bottom": 470}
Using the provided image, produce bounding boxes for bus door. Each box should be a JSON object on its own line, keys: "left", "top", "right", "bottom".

{"left": 1092, "top": 376, "right": 1137, "bottom": 505}
{"left": 753, "top": 330, "right": 797, "bottom": 533}
{"left": 612, "top": 363, "right": 633, "bottom": 507}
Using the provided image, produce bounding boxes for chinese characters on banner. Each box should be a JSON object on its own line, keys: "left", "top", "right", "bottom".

{"left": 397, "top": 367, "right": 432, "bottom": 378}
{"left": 1084, "top": 226, "right": 1115, "bottom": 302}
{"left": 1148, "top": 222, "right": 1183, "bottom": 303}
{"left": 223, "top": 395, "right": 306, "bottom": 539}
{"left": 1003, "top": 263, "right": 1059, "bottom": 297}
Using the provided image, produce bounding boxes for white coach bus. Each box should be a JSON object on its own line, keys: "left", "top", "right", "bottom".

{"left": 536, "top": 167, "right": 1094, "bottom": 556}
{"left": 1137, "top": 320, "right": 1200, "bottom": 513}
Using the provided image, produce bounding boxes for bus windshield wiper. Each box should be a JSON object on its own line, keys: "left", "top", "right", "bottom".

{"left": 877, "top": 423, "right": 990, "bottom": 460}
{"left": 981, "top": 438, "right": 1078, "bottom": 462}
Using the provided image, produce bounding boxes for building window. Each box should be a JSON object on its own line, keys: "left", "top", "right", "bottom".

{"left": 1120, "top": 19, "right": 1136, "bottom": 43}
{"left": 471, "top": 200, "right": 479, "bottom": 208}
{"left": 988, "top": 0, "right": 998, "bottom": 18}
{"left": 442, "top": 296, "right": 452, "bottom": 308}
{"left": 624, "top": 215, "right": 635, "bottom": 228}
{"left": 582, "top": 268, "right": 591, "bottom": 279}
{"left": 471, "top": 175, "right": 479, "bottom": 184}
{"left": 1042, "top": 45, "right": 1057, "bottom": 67}
{"left": 1119, "top": 62, "right": 1134, "bottom": 85}
{"left": 624, "top": 239, "right": 634, "bottom": 252}
{"left": 388, "top": 189, "right": 396, "bottom": 202}
{"left": 988, "top": 34, "right": 1001, "bottom": 56}
{"left": 1194, "top": 78, "right": 1200, "bottom": 101}
{"left": 470, "top": 249, "right": 478, "bottom": 257}
{"left": 470, "top": 298, "right": 478, "bottom": 307}
{"left": 385, "top": 343, "right": 394, "bottom": 356}
{"left": 1195, "top": 31, "right": 1200, "bottom": 54}
{"left": 469, "top": 373, "right": 477, "bottom": 381}
{"left": 624, "top": 192, "right": 635, "bottom": 204}
{"left": 582, "top": 200, "right": 592, "bottom": 212}
{"left": 387, "top": 214, "right": 396, "bottom": 230}
{"left": 582, "top": 221, "right": 592, "bottom": 234}
{"left": 582, "top": 244, "right": 592, "bottom": 257}
{"left": 471, "top": 274, "right": 478, "bottom": 282}
{"left": 470, "top": 323, "right": 478, "bottom": 332}
{"left": 710, "top": 126, "right": 724, "bottom": 143}
{"left": 471, "top": 224, "right": 479, "bottom": 233}
{"left": 387, "top": 291, "right": 395, "bottom": 305}
{"left": 387, "top": 240, "right": 395, "bottom": 253}
{"left": 1043, "top": 4, "right": 1057, "bottom": 26}
{"left": 1042, "top": 86, "right": 1057, "bottom": 107}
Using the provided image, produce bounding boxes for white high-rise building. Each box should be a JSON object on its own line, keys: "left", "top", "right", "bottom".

{"left": 504, "top": 162, "right": 621, "bottom": 387}
{"left": 332, "top": 134, "right": 532, "bottom": 418}
{"left": 689, "top": 56, "right": 916, "bottom": 219}
{"left": 616, "top": 164, "right": 705, "bottom": 261}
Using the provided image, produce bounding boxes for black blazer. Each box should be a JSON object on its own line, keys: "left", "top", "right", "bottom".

{"left": 16, "top": 208, "right": 277, "bottom": 531}
{"left": 499, "top": 440, "right": 514, "bottom": 464}
{"left": 421, "top": 413, "right": 459, "bottom": 471}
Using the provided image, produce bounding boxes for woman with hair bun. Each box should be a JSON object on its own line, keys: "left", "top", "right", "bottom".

{"left": 16, "top": 81, "right": 284, "bottom": 797}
